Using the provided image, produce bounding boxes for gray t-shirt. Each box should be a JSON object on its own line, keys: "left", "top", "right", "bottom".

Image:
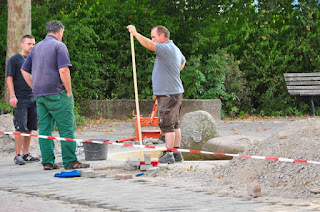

{"left": 22, "top": 35, "right": 72, "bottom": 98}
{"left": 153, "top": 40, "right": 185, "bottom": 96}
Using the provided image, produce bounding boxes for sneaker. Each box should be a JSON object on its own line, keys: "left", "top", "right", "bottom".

{"left": 23, "top": 153, "right": 40, "bottom": 162}
{"left": 159, "top": 151, "right": 175, "bottom": 164}
{"left": 14, "top": 155, "right": 26, "bottom": 165}
{"left": 173, "top": 151, "right": 184, "bottom": 162}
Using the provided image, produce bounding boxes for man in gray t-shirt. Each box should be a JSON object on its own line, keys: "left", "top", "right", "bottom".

{"left": 127, "top": 25, "right": 186, "bottom": 164}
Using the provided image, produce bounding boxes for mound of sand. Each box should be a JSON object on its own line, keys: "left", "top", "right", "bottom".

{"left": 219, "top": 118, "right": 320, "bottom": 199}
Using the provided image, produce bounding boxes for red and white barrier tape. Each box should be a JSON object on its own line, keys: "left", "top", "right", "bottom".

{"left": 1, "top": 131, "right": 320, "bottom": 165}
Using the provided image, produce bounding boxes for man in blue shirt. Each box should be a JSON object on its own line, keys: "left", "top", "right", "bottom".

{"left": 6, "top": 35, "right": 39, "bottom": 165}
{"left": 127, "top": 25, "right": 186, "bottom": 163}
{"left": 21, "top": 20, "right": 89, "bottom": 170}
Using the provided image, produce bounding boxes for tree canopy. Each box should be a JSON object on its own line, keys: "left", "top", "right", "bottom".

{"left": 1, "top": 0, "right": 320, "bottom": 117}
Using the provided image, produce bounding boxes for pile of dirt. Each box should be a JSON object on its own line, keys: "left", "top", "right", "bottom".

{"left": 219, "top": 118, "right": 320, "bottom": 199}
{"left": 147, "top": 118, "right": 320, "bottom": 203}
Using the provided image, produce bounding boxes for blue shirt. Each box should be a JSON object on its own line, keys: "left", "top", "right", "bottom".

{"left": 153, "top": 40, "right": 185, "bottom": 96}
{"left": 22, "top": 35, "right": 72, "bottom": 98}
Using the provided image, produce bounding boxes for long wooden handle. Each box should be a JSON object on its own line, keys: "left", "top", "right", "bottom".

{"left": 130, "top": 33, "right": 143, "bottom": 146}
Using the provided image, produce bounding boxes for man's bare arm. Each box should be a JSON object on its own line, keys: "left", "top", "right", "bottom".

{"left": 6, "top": 76, "right": 18, "bottom": 107}
{"left": 21, "top": 69, "right": 33, "bottom": 89}
{"left": 127, "top": 25, "right": 156, "bottom": 51}
{"left": 180, "top": 62, "right": 186, "bottom": 71}
{"left": 59, "top": 67, "right": 72, "bottom": 97}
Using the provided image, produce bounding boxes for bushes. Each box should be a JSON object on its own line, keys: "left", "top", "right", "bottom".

{"left": 182, "top": 49, "right": 250, "bottom": 117}
{"left": 1, "top": 1, "right": 320, "bottom": 117}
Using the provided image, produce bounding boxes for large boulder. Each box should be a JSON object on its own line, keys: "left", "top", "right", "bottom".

{"left": 202, "top": 135, "right": 257, "bottom": 160}
{"left": 0, "top": 114, "right": 15, "bottom": 154}
{"left": 180, "top": 110, "right": 220, "bottom": 160}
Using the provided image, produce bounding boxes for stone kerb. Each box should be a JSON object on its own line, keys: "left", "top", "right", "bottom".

{"left": 0, "top": 114, "right": 16, "bottom": 154}
{"left": 82, "top": 99, "right": 221, "bottom": 120}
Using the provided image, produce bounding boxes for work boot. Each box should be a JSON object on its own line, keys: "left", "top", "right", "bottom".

{"left": 173, "top": 151, "right": 184, "bottom": 163}
{"left": 14, "top": 155, "right": 26, "bottom": 165}
{"left": 159, "top": 151, "right": 175, "bottom": 164}
{"left": 23, "top": 153, "right": 40, "bottom": 162}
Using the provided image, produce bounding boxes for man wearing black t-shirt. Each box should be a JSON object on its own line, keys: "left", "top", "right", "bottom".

{"left": 6, "top": 35, "right": 40, "bottom": 165}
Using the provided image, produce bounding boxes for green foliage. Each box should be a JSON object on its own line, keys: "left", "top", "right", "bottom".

{"left": 0, "top": 3, "right": 7, "bottom": 97}
{"left": 0, "top": 100, "right": 12, "bottom": 114}
{"left": 182, "top": 49, "right": 249, "bottom": 117}
{"left": 74, "top": 104, "right": 86, "bottom": 126}
{"left": 1, "top": 0, "right": 320, "bottom": 117}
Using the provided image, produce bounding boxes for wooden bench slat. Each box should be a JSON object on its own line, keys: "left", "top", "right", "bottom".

{"left": 288, "top": 90, "right": 320, "bottom": 95}
{"left": 284, "top": 73, "right": 320, "bottom": 77}
{"left": 284, "top": 77, "right": 320, "bottom": 81}
{"left": 287, "top": 85, "right": 320, "bottom": 90}
{"left": 286, "top": 81, "right": 320, "bottom": 85}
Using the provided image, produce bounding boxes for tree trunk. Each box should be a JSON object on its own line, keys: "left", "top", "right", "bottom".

{"left": 4, "top": 0, "right": 31, "bottom": 102}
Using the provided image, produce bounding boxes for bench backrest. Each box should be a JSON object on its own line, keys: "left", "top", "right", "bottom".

{"left": 283, "top": 73, "right": 320, "bottom": 96}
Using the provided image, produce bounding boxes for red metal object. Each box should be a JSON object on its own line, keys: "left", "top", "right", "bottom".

{"left": 116, "top": 99, "right": 164, "bottom": 143}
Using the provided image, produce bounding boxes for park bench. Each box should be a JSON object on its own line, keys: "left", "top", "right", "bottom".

{"left": 283, "top": 72, "right": 320, "bottom": 116}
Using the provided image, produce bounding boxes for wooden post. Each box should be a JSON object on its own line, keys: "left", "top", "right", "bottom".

{"left": 4, "top": 0, "right": 31, "bottom": 102}
{"left": 130, "top": 33, "right": 143, "bottom": 159}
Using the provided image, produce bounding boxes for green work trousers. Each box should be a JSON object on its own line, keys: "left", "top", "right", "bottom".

{"left": 35, "top": 92, "right": 77, "bottom": 168}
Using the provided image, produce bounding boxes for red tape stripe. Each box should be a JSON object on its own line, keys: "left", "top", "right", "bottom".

{"left": 293, "top": 159, "right": 307, "bottom": 163}
{"left": 190, "top": 150, "right": 201, "bottom": 154}
{"left": 265, "top": 157, "right": 279, "bottom": 161}
{"left": 214, "top": 152, "right": 226, "bottom": 156}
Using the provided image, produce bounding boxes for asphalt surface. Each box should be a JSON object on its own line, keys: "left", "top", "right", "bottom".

{"left": 1, "top": 117, "right": 318, "bottom": 212}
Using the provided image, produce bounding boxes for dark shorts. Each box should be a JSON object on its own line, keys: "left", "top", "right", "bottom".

{"left": 157, "top": 93, "right": 183, "bottom": 133}
{"left": 13, "top": 97, "right": 38, "bottom": 132}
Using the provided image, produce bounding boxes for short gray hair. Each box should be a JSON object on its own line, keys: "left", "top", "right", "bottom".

{"left": 46, "top": 20, "right": 64, "bottom": 34}
{"left": 152, "top": 26, "right": 170, "bottom": 39}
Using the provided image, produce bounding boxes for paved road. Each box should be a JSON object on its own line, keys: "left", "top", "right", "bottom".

{"left": 1, "top": 156, "right": 319, "bottom": 211}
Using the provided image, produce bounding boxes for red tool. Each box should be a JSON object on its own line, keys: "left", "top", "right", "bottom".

{"left": 116, "top": 99, "right": 164, "bottom": 143}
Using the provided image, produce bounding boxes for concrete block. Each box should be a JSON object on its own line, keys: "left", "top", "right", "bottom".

{"left": 115, "top": 174, "right": 133, "bottom": 180}
{"left": 78, "top": 169, "right": 96, "bottom": 178}
{"left": 82, "top": 99, "right": 221, "bottom": 120}
{"left": 93, "top": 165, "right": 124, "bottom": 171}
{"left": 144, "top": 153, "right": 151, "bottom": 165}
{"left": 95, "top": 173, "right": 107, "bottom": 178}
{"left": 124, "top": 163, "right": 137, "bottom": 171}
{"left": 140, "top": 164, "right": 153, "bottom": 171}
{"left": 157, "top": 164, "right": 168, "bottom": 171}
{"left": 146, "top": 167, "right": 159, "bottom": 177}
{"left": 128, "top": 158, "right": 140, "bottom": 167}
{"left": 247, "top": 181, "right": 262, "bottom": 198}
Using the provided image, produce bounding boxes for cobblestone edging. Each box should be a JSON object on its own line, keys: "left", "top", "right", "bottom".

{"left": 1, "top": 177, "right": 319, "bottom": 212}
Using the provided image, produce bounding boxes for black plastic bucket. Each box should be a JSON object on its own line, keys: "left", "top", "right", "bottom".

{"left": 83, "top": 140, "right": 108, "bottom": 161}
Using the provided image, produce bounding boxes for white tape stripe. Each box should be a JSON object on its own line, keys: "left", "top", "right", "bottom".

{"left": 278, "top": 158, "right": 294, "bottom": 162}
{"left": 251, "top": 156, "right": 267, "bottom": 160}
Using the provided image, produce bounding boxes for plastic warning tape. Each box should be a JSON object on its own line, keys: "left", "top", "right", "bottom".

{"left": 1, "top": 131, "right": 320, "bottom": 165}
